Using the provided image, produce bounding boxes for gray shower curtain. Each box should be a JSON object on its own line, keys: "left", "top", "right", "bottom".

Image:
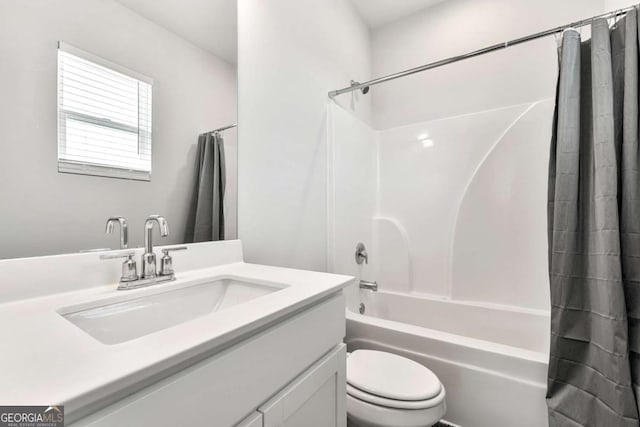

{"left": 547, "top": 9, "right": 640, "bottom": 427}
{"left": 185, "top": 132, "right": 226, "bottom": 242}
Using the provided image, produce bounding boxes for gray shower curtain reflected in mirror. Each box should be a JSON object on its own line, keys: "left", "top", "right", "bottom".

{"left": 185, "top": 132, "right": 226, "bottom": 242}
{"left": 547, "top": 9, "right": 640, "bottom": 427}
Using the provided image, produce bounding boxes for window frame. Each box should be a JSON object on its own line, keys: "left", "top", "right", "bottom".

{"left": 57, "top": 41, "right": 154, "bottom": 181}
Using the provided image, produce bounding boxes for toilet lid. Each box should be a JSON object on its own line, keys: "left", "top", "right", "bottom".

{"left": 347, "top": 350, "right": 441, "bottom": 401}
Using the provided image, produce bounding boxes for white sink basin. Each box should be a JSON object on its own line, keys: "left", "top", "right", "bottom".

{"left": 60, "top": 278, "right": 282, "bottom": 344}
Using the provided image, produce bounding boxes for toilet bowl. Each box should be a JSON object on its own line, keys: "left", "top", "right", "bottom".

{"left": 346, "top": 350, "right": 446, "bottom": 427}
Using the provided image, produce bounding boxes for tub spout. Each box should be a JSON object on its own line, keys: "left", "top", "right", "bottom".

{"left": 359, "top": 280, "right": 378, "bottom": 292}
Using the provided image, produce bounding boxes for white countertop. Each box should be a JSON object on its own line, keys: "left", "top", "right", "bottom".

{"left": 0, "top": 260, "right": 353, "bottom": 419}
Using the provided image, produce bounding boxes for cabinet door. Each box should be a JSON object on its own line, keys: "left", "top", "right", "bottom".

{"left": 236, "top": 412, "right": 262, "bottom": 427}
{"left": 259, "top": 344, "right": 346, "bottom": 427}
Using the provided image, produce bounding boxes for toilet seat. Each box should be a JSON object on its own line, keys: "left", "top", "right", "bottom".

{"left": 347, "top": 391, "right": 447, "bottom": 427}
{"left": 347, "top": 383, "right": 446, "bottom": 410}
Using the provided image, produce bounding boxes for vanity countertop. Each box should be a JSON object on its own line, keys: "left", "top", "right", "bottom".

{"left": 0, "top": 251, "right": 353, "bottom": 420}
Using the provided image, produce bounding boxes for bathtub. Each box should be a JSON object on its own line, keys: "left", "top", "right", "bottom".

{"left": 345, "top": 288, "right": 550, "bottom": 427}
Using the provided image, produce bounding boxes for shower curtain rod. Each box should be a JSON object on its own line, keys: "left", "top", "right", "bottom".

{"left": 206, "top": 123, "right": 237, "bottom": 134}
{"left": 328, "top": 5, "right": 636, "bottom": 98}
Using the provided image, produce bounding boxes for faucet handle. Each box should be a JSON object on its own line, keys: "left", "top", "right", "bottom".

{"left": 355, "top": 242, "right": 369, "bottom": 265}
{"left": 161, "top": 246, "right": 187, "bottom": 255}
{"left": 160, "top": 246, "right": 188, "bottom": 276}
{"left": 100, "top": 251, "right": 138, "bottom": 282}
{"left": 100, "top": 250, "right": 135, "bottom": 260}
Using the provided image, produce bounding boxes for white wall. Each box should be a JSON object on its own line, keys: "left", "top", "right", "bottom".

{"left": 223, "top": 128, "right": 238, "bottom": 241}
{"left": 370, "top": 0, "right": 608, "bottom": 128}
{"left": 237, "top": 0, "right": 371, "bottom": 271}
{"left": 329, "top": 0, "right": 637, "bottom": 311}
{"left": 605, "top": 0, "right": 638, "bottom": 10}
{"left": 328, "top": 103, "right": 377, "bottom": 287}
{"left": 236, "top": 0, "right": 637, "bottom": 303}
{"left": 0, "top": 0, "right": 237, "bottom": 258}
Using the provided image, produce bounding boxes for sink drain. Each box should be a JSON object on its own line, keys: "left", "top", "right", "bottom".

{"left": 359, "top": 303, "right": 365, "bottom": 314}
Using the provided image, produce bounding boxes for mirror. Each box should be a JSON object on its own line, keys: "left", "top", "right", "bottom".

{"left": 0, "top": 0, "right": 238, "bottom": 259}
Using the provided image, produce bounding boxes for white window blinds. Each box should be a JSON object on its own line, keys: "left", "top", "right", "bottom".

{"left": 57, "top": 42, "right": 153, "bottom": 181}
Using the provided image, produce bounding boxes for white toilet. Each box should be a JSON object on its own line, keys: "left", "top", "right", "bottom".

{"left": 346, "top": 350, "right": 446, "bottom": 427}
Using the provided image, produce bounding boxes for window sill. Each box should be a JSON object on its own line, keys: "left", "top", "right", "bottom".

{"left": 58, "top": 161, "right": 151, "bottom": 181}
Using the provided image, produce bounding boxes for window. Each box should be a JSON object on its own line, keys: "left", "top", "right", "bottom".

{"left": 57, "top": 42, "right": 153, "bottom": 181}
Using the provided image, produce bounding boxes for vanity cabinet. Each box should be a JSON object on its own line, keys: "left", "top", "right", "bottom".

{"left": 70, "top": 294, "right": 347, "bottom": 427}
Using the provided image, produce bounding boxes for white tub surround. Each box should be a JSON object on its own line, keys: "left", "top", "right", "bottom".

{"left": 0, "top": 240, "right": 354, "bottom": 424}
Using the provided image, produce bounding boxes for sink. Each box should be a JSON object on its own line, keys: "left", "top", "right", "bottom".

{"left": 60, "top": 278, "right": 283, "bottom": 344}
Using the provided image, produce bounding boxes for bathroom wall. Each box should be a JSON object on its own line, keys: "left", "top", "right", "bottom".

{"left": 237, "top": 0, "right": 371, "bottom": 271}
{"left": 328, "top": 103, "right": 377, "bottom": 285}
{"left": 0, "top": 0, "right": 237, "bottom": 258}
{"left": 236, "top": 0, "right": 638, "bottom": 299}
{"left": 370, "top": 0, "right": 611, "bottom": 128}
{"left": 605, "top": 0, "right": 639, "bottom": 11}
{"left": 330, "top": 0, "right": 639, "bottom": 311}
{"left": 223, "top": 128, "right": 239, "bottom": 242}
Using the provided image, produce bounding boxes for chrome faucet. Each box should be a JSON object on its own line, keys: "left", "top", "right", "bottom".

{"left": 100, "top": 215, "right": 188, "bottom": 290}
{"left": 142, "top": 215, "right": 169, "bottom": 279}
{"left": 105, "top": 216, "right": 128, "bottom": 249}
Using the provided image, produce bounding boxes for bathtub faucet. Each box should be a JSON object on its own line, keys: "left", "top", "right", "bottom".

{"left": 359, "top": 280, "right": 378, "bottom": 292}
